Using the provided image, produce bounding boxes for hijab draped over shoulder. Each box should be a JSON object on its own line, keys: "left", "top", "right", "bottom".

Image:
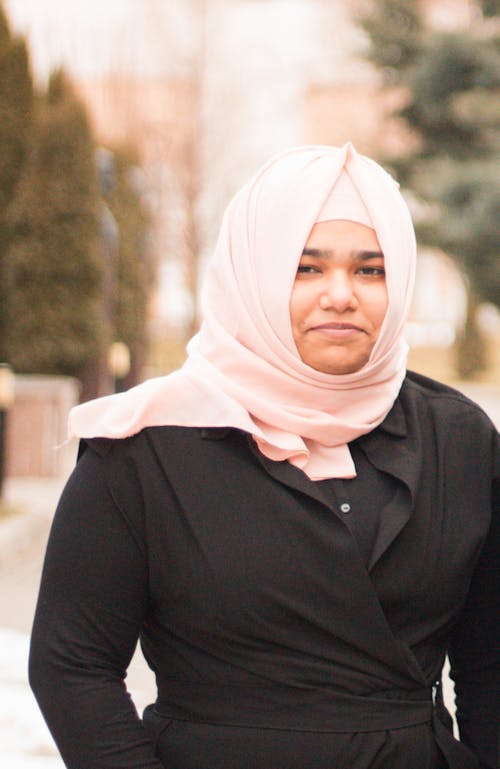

{"left": 69, "top": 143, "right": 416, "bottom": 480}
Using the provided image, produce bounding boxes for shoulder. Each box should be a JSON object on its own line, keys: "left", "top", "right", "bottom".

{"left": 74, "top": 426, "right": 258, "bottom": 526}
{"left": 77, "top": 425, "right": 243, "bottom": 478}
{"left": 402, "top": 370, "right": 498, "bottom": 428}
{"left": 79, "top": 425, "right": 215, "bottom": 458}
{"left": 399, "top": 371, "right": 499, "bottom": 472}
{"left": 397, "top": 371, "right": 500, "bottom": 483}
{"left": 73, "top": 427, "right": 225, "bottom": 529}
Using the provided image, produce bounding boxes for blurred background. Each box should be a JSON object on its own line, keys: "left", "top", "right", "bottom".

{"left": 0, "top": 1, "right": 498, "bottom": 766}
{"left": 0, "top": 0, "right": 499, "bottom": 478}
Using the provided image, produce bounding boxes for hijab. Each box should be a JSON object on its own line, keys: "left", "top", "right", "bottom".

{"left": 69, "top": 142, "right": 416, "bottom": 479}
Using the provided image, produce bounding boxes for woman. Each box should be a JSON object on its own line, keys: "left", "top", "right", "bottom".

{"left": 29, "top": 143, "right": 499, "bottom": 769}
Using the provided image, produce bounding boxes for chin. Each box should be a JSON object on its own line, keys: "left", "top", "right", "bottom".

{"left": 315, "top": 356, "right": 370, "bottom": 376}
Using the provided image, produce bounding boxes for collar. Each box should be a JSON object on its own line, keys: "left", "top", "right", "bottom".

{"left": 368, "top": 393, "right": 407, "bottom": 439}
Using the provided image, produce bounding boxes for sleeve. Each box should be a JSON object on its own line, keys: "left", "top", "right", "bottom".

{"left": 29, "top": 441, "right": 165, "bottom": 769}
{"left": 448, "top": 430, "right": 500, "bottom": 769}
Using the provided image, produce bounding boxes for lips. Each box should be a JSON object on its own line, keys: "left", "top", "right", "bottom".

{"left": 311, "top": 322, "right": 364, "bottom": 333}
{"left": 314, "top": 322, "right": 362, "bottom": 331}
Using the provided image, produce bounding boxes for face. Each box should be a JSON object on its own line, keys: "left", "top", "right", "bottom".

{"left": 289, "top": 220, "right": 388, "bottom": 375}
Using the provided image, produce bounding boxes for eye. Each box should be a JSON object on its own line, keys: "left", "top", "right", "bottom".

{"left": 356, "top": 265, "right": 385, "bottom": 277}
{"left": 296, "top": 263, "right": 321, "bottom": 275}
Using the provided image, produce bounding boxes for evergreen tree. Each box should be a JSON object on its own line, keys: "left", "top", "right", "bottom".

{"left": 359, "top": 0, "right": 423, "bottom": 76}
{"left": 5, "top": 69, "right": 106, "bottom": 384}
{"left": 0, "top": 2, "right": 34, "bottom": 357}
{"left": 104, "top": 145, "right": 154, "bottom": 387}
{"left": 357, "top": 0, "right": 500, "bottom": 375}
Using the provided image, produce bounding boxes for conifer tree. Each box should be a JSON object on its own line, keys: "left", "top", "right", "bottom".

{"left": 356, "top": 0, "right": 500, "bottom": 375}
{"left": 0, "top": 3, "right": 34, "bottom": 357}
{"left": 6, "top": 69, "right": 106, "bottom": 383}
{"left": 358, "top": 0, "right": 499, "bottom": 303}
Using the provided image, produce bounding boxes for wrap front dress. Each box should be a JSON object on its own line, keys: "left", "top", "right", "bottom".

{"left": 29, "top": 373, "right": 499, "bottom": 768}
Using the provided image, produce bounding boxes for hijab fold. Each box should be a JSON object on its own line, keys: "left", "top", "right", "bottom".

{"left": 69, "top": 143, "right": 416, "bottom": 480}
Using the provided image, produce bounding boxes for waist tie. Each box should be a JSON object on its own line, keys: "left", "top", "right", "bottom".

{"left": 155, "top": 680, "right": 433, "bottom": 733}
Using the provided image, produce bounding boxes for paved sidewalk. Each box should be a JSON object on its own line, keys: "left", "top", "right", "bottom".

{"left": 0, "top": 476, "right": 70, "bottom": 768}
{"left": 0, "top": 476, "right": 68, "bottom": 566}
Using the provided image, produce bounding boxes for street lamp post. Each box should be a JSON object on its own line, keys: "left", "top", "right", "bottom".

{"left": 0, "top": 364, "right": 15, "bottom": 498}
{"left": 107, "top": 342, "right": 131, "bottom": 393}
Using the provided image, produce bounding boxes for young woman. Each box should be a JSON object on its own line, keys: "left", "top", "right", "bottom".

{"left": 30, "top": 143, "right": 499, "bottom": 769}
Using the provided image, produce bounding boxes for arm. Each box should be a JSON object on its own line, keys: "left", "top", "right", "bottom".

{"left": 29, "top": 442, "right": 164, "bottom": 769}
{"left": 448, "top": 460, "right": 500, "bottom": 769}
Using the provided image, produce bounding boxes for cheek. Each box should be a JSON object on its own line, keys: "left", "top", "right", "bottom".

{"left": 367, "top": 285, "right": 388, "bottom": 330}
{"left": 289, "top": 284, "right": 310, "bottom": 333}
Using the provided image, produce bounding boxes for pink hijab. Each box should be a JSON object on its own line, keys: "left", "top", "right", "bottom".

{"left": 69, "top": 143, "right": 416, "bottom": 479}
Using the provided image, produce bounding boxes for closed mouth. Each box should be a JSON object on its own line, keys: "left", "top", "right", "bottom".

{"left": 311, "top": 322, "right": 364, "bottom": 332}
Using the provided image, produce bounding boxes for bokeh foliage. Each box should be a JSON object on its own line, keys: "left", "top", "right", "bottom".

{"left": 0, "top": 4, "right": 34, "bottom": 358}
{"left": 0, "top": 2, "right": 155, "bottom": 394}
{"left": 5, "top": 70, "right": 105, "bottom": 376}
{"left": 357, "top": 0, "right": 500, "bottom": 309}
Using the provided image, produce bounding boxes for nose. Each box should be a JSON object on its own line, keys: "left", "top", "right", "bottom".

{"left": 319, "top": 270, "right": 356, "bottom": 312}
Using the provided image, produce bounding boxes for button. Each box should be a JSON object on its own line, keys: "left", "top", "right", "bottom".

{"left": 340, "top": 502, "right": 351, "bottom": 514}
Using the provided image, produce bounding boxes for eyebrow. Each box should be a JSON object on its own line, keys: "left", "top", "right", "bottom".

{"left": 301, "top": 248, "right": 384, "bottom": 261}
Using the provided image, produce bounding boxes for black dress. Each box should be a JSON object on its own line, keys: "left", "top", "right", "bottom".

{"left": 29, "top": 373, "right": 499, "bottom": 769}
